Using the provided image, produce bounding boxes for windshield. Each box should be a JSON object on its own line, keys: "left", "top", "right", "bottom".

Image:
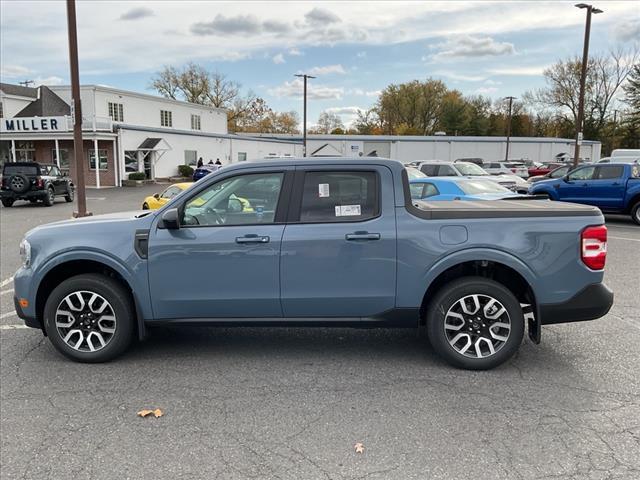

{"left": 455, "top": 163, "right": 488, "bottom": 176}
{"left": 457, "top": 180, "right": 510, "bottom": 194}
{"left": 406, "top": 167, "right": 426, "bottom": 180}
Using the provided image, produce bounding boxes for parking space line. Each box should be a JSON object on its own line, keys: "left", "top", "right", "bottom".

{"left": 1, "top": 289, "right": 14, "bottom": 296}
{"left": 0, "top": 277, "right": 13, "bottom": 288}
{"left": 0, "top": 324, "right": 30, "bottom": 330}
{"left": 609, "top": 235, "right": 640, "bottom": 242}
{"left": 0, "top": 311, "right": 17, "bottom": 320}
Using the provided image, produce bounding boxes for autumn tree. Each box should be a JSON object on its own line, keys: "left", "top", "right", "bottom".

{"left": 310, "top": 112, "right": 344, "bottom": 134}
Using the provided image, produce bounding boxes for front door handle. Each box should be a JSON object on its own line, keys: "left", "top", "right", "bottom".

{"left": 345, "top": 231, "right": 381, "bottom": 241}
{"left": 236, "top": 234, "right": 270, "bottom": 244}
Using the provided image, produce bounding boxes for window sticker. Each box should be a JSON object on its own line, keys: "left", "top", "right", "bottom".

{"left": 319, "top": 183, "right": 330, "bottom": 197}
{"left": 335, "top": 205, "right": 362, "bottom": 216}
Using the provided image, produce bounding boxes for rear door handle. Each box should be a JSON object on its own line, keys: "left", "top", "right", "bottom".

{"left": 235, "top": 234, "right": 270, "bottom": 244}
{"left": 345, "top": 232, "right": 381, "bottom": 241}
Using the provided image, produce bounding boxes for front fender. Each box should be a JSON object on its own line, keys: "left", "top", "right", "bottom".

{"left": 23, "top": 248, "right": 152, "bottom": 334}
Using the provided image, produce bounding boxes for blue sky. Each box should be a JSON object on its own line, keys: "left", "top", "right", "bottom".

{"left": 1, "top": 1, "right": 638, "bottom": 127}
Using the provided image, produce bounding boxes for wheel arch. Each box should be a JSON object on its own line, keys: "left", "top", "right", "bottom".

{"left": 418, "top": 251, "right": 539, "bottom": 342}
{"left": 35, "top": 254, "right": 146, "bottom": 340}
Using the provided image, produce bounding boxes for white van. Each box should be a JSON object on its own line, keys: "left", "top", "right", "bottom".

{"left": 611, "top": 149, "right": 640, "bottom": 158}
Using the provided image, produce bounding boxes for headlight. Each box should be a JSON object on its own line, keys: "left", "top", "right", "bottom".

{"left": 19, "top": 239, "right": 31, "bottom": 267}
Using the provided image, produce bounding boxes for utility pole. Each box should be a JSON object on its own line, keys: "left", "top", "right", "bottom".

{"left": 504, "top": 96, "right": 516, "bottom": 162}
{"left": 19, "top": 80, "right": 34, "bottom": 88}
{"left": 294, "top": 74, "right": 315, "bottom": 157}
{"left": 573, "top": 3, "right": 603, "bottom": 168}
{"left": 66, "top": 0, "right": 90, "bottom": 217}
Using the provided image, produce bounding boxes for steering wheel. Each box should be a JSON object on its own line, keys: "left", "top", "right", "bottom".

{"left": 204, "top": 207, "right": 225, "bottom": 225}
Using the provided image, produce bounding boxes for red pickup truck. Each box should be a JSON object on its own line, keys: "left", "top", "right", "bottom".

{"left": 528, "top": 163, "right": 564, "bottom": 177}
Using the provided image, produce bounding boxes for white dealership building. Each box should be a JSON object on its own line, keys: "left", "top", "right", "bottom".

{"left": 1, "top": 82, "right": 601, "bottom": 188}
{"left": 0, "top": 83, "right": 301, "bottom": 187}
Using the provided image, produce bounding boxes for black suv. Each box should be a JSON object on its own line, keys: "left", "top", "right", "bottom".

{"left": 1, "top": 162, "right": 74, "bottom": 207}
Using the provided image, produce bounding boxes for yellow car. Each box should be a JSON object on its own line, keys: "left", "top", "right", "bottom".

{"left": 142, "top": 182, "right": 193, "bottom": 210}
{"left": 142, "top": 183, "right": 253, "bottom": 211}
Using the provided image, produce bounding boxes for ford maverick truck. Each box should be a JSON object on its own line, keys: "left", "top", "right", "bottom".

{"left": 13, "top": 158, "right": 613, "bottom": 369}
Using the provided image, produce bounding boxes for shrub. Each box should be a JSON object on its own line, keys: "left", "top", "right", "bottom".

{"left": 178, "top": 165, "right": 194, "bottom": 177}
{"left": 128, "top": 172, "right": 146, "bottom": 181}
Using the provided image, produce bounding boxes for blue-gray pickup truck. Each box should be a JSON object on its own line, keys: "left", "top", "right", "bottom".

{"left": 13, "top": 158, "right": 614, "bottom": 369}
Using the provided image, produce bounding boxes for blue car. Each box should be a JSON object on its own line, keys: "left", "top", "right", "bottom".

{"left": 409, "top": 177, "right": 524, "bottom": 201}
{"left": 193, "top": 164, "right": 220, "bottom": 181}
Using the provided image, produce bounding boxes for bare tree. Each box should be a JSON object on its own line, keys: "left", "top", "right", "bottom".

{"left": 178, "top": 63, "right": 210, "bottom": 104}
{"left": 206, "top": 71, "right": 240, "bottom": 108}
{"left": 150, "top": 66, "right": 181, "bottom": 100}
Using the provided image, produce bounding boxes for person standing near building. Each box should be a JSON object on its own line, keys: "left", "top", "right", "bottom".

{"left": 197, "top": 157, "right": 203, "bottom": 168}
{"left": 215, "top": 159, "right": 222, "bottom": 166}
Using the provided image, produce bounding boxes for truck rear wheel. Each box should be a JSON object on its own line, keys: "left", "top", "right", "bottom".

{"left": 631, "top": 202, "right": 640, "bottom": 226}
{"left": 43, "top": 187, "right": 55, "bottom": 207}
{"left": 43, "top": 274, "right": 135, "bottom": 362}
{"left": 426, "top": 277, "right": 524, "bottom": 370}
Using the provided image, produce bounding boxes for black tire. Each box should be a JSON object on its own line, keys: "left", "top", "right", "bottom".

{"left": 631, "top": 202, "right": 640, "bottom": 226}
{"left": 65, "top": 185, "right": 75, "bottom": 203}
{"left": 43, "top": 274, "right": 135, "bottom": 363}
{"left": 8, "top": 174, "right": 30, "bottom": 193}
{"left": 142, "top": 203, "right": 149, "bottom": 210}
{"left": 43, "top": 187, "right": 55, "bottom": 206}
{"left": 1, "top": 198, "right": 14, "bottom": 207}
{"left": 426, "top": 277, "right": 524, "bottom": 370}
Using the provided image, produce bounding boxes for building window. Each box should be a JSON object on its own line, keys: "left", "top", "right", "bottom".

{"left": 160, "top": 110, "right": 172, "bottom": 127}
{"left": 237, "top": 152, "right": 247, "bottom": 162}
{"left": 88, "top": 149, "right": 108, "bottom": 170}
{"left": 108, "top": 102, "right": 124, "bottom": 122}
{"left": 190, "top": 114, "right": 201, "bottom": 130}
{"left": 52, "top": 149, "right": 70, "bottom": 170}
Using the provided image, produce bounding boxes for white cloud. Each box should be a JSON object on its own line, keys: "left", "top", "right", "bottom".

{"left": 304, "top": 64, "right": 346, "bottom": 76}
{"left": 269, "top": 78, "right": 343, "bottom": 100}
{"left": 484, "top": 79, "right": 502, "bottom": 86}
{"left": 475, "top": 86, "right": 498, "bottom": 95}
{"left": 613, "top": 19, "right": 640, "bottom": 43}
{"left": 356, "top": 51, "right": 367, "bottom": 58}
{"left": 348, "top": 88, "right": 381, "bottom": 97}
{"left": 288, "top": 48, "right": 303, "bottom": 56}
{"left": 432, "top": 35, "right": 515, "bottom": 61}
{"left": 34, "top": 76, "right": 64, "bottom": 86}
{"left": 305, "top": 7, "right": 341, "bottom": 25}
{"left": 272, "top": 53, "right": 285, "bottom": 64}
{"left": 1, "top": 64, "right": 33, "bottom": 78}
{"left": 487, "top": 66, "right": 548, "bottom": 76}
{"left": 433, "top": 71, "right": 487, "bottom": 82}
{"left": 324, "top": 106, "right": 364, "bottom": 115}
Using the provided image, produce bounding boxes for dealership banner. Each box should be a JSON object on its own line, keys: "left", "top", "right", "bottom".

{"left": 1, "top": 116, "right": 70, "bottom": 133}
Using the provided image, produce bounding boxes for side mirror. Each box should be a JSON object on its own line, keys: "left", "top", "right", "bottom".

{"left": 161, "top": 208, "right": 180, "bottom": 229}
{"left": 227, "top": 197, "right": 243, "bottom": 213}
{"left": 153, "top": 193, "right": 160, "bottom": 199}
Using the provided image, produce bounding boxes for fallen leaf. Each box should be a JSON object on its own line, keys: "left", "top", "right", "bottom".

{"left": 354, "top": 442, "right": 365, "bottom": 454}
{"left": 137, "top": 408, "right": 163, "bottom": 418}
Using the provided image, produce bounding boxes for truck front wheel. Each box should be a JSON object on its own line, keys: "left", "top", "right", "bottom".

{"left": 426, "top": 277, "right": 524, "bottom": 370}
{"left": 43, "top": 274, "right": 135, "bottom": 362}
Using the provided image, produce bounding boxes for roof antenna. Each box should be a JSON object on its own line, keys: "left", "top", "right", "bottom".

{"left": 19, "top": 80, "right": 35, "bottom": 87}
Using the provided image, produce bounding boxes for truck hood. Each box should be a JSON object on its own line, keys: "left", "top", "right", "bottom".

{"left": 26, "top": 210, "right": 156, "bottom": 239}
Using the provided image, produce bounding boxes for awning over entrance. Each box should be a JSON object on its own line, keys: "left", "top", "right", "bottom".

{"left": 137, "top": 137, "right": 171, "bottom": 152}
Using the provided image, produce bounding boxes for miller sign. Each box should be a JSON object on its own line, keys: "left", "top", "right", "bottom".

{"left": 1, "top": 116, "right": 69, "bottom": 133}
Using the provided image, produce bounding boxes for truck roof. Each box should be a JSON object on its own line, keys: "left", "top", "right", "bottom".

{"left": 229, "top": 156, "right": 405, "bottom": 170}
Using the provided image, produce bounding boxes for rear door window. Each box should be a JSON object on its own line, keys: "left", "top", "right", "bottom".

{"left": 437, "top": 165, "right": 457, "bottom": 176}
{"left": 596, "top": 166, "right": 624, "bottom": 179}
{"left": 4, "top": 165, "right": 39, "bottom": 175}
{"left": 298, "top": 171, "right": 379, "bottom": 223}
{"left": 420, "top": 164, "right": 438, "bottom": 176}
{"left": 568, "top": 166, "right": 596, "bottom": 181}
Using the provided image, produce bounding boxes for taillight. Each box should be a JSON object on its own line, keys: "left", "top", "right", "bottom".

{"left": 581, "top": 225, "right": 607, "bottom": 270}
{"left": 36, "top": 178, "right": 44, "bottom": 188}
{"left": 511, "top": 168, "right": 517, "bottom": 173}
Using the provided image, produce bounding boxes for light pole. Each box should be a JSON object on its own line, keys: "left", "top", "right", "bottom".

{"left": 66, "top": 0, "right": 90, "bottom": 217}
{"left": 573, "top": 3, "right": 603, "bottom": 168}
{"left": 504, "top": 96, "right": 516, "bottom": 162}
{"left": 294, "top": 74, "right": 315, "bottom": 157}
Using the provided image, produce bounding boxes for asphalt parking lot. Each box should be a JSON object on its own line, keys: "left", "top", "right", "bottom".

{"left": 1, "top": 186, "right": 639, "bottom": 480}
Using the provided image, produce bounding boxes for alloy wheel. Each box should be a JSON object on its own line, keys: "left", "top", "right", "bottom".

{"left": 444, "top": 294, "right": 511, "bottom": 358}
{"left": 10, "top": 177, "right": 25, "bottom": 191}
{"left": 55, "top": 291, "right": 117, "bottom": 352}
